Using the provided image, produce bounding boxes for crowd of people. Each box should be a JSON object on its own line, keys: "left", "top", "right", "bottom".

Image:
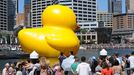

{"left": 0, "top": 44, "right": 21, "bottom": 50}
{"left": 84, "top": 43, "right": 134, "bottom": 49}
{"left": 1, "top": 51, "right": 134, "bottom": 75}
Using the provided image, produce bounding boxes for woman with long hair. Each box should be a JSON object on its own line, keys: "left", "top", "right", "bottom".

{"left": 39, "top": 57, "right": 53, "bottom": 75}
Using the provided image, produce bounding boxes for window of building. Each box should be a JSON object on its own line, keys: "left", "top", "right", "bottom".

{"left": 88, "top": 12, "right": 91, "bottom": 14}
{"left": 60, "top": 0, "right": 71, "bottom": 2}
{"left": 84, "top": 24, "right": 89, "bottom": 26}
{"left": 92, "top": 9, "right": 96, "bottom": 11}
{"left": 83, "top": 8, "right": 87, "bottom": 10}
{"left": 83, "top": 1, "right": 87, "bottom": 3}
{"left": 93, "top": 12, "right": 96, "bottom": 14}
{"left": 88, "top": 5, "right": 91, "bottom": 7}
{"left": 88, "top": 2, "right": 91, "bottom": 4}
{"left": 83, "top": 15, "right": 87, "bottom": 17}
{"left": 88, "top": 19, "right": 91, "bottom": 20}
{"left": 82, "top": 36, "right": 86, "bottom": 40}
{"left": 92, "top": 35, "right": 96, "bottom": 39}
{"left": 83, "top": 5, "right": 87, "bottom": 7}
{"left": 87, "top": 36, "right": 90, "bottom": 40}
{"left": 78, "top": 36, "right": 81, "bottom": 40}
{"left": 33, "top": 25, "right": 37, "bottom": 27}
{"left": 92, "top": 6, "right": 96, "bottom": 8}
{"left": 78, "top": 11, "right": 82, "bottom": 13}
{"left": 78, "top": 8, "right": 82, "bottom": 10}
{"left": 93, "top": 16, "right": 96, "bottom": 18}
{"left": 92, "top": 0, "right": 96, "bottom": 1}
{"left": 91, "top": 24, "right": 96, "bottom": 26}
{"left": 73, "top": 3, "right": 77, "bottom": 6}
{"left": 92, "top": 3, "right": 96, "bottom": 4}
{"left": 73, "top": 7, "right": 77, "bottom": 9}
{"left": 88, "top": 9, "right": 91, "bottom": 11}
{"left": 83, "top": 18, "right": 87, "bottom": 20}
{"left": 79, "top": 18, "right": 82, "bottom": 20}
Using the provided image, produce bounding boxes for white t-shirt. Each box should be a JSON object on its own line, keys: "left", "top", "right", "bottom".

{"left": 2, "top": 68, "right": 7, "bottom": 75}
{"left": 16, "top": 71, "right": 22, "bottom": 75}
{"left": 76, "top": 62, "right": 91, "bottom": 75}
{"left": 128, "top": 56, "right": 134, "bottom": 68}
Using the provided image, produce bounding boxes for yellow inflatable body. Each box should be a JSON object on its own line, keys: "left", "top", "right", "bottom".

{"left": 18, "top": 5, "right": 80, "bottom": 63}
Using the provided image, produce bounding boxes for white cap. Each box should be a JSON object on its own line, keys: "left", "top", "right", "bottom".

{"left": 30, "top": 51, "right": 39, "bottom": 59}
{"left": 100, "top": 49, "right": 107, "bottom": 56}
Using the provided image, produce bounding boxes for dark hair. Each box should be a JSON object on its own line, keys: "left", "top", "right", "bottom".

{"left": 115, "top": 53, "right": 119, "bottom": 57}
{"left": 27, "top": 59, "right": 32, "bottom": 63}
{"left": 125, "top": 54, "right": 130, "bottom": 58}
{"left": 18, "top": 64, "right": 22, "bottom": 71}
{"left": 60, "top": 52, "right": 63, "bottom": 56}
{"left": 74, "top": 56, "right": 79, "bottom": 61}
{"left": 131, "top": 52, "right": 134, "bottom": 55}
{"left": 113, "top": 59, "right": 119, "bottom": 66}
{"left": 21, "top": 61, "right": 27, "bottom": 66}
{"left": 32, "top": 59, "right": 39, "bottom": 64}
{"left": 81, "top": 56, "right": 86, "bottom": 62}
{"left": 101, "top": 61, "right": 109, "bottom": 70}
{"left": 70, "top": 51, "right": 73, "bottom": 55}
{"left": 36, "top": 59, "right": 40, "bottom": 63}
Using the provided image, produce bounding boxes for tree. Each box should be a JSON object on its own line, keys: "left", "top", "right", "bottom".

{"left": 80, "top": 29, "right": 88, "bottom": 33}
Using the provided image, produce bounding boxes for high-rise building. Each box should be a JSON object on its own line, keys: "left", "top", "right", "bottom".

{"left": 59, "top": 0, "right": 97, "bottom": 22}
{"left": 126, "top": 0, "right": 134, "bottom": 13}
{"left": 113, "top": 13, "right": 134, "bottom": 41}
{"left": 108, "top": 0, "right": 122, "bottom": 14}
{"left": 31, "top": 0, "right": 97, "bottom": 27}
{"left": 8, "top": 0, "right": 18, "bottom": 31}
{"left": 24, "top": 0, "right": 31, "bottom": 27}
{"left": 16, "top": 13, "right": 25, "bottom": 26}
{"left": 31, "top": 0, "right": 53, "bottom": 27}
{"left": 0, "top": 0, "right": 8, "bottom": 30}
{"left": 97, "top": 11, "right": 113, "bottom": 27}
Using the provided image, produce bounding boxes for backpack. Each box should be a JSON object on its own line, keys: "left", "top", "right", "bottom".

{"left": 34, "top": 68, "right": 40, "bottom": 75}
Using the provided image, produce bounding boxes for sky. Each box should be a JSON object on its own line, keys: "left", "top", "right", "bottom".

{"left": 97, "top": 0, "right": 126, "bottom": 13}
{"left": 18, "top": 0, "right": 24, "bottom": 13}
{"left": 18, "top": 0, "right": 126, "bottom": 13}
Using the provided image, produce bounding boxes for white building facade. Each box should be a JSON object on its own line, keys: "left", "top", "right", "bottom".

{"left": 97, "top": 11, "right": 113, "bottom": 28}
{"left": 77, "top": 22, "right": 98, "bottom": 44}
{"left": 31, "top": 0, "right": 97, "bottom": 27}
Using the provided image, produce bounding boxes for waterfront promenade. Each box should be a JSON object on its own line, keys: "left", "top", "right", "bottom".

{"left": 81, "top": 43, "right": 134, "bottom": 50}
{"left": 0, "top": 43, "right": 134, "bottom": 51}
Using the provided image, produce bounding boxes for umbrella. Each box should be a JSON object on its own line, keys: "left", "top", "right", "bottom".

{"left": 61, "top": 55, "right": 75, "bottom": 71}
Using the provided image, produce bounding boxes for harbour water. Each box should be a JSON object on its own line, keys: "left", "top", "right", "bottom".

{"left": 77, "top": 49, "right": 134, "bottom": 58}
{"left": 0, "top": 48, "right": 134, "bottom": 70}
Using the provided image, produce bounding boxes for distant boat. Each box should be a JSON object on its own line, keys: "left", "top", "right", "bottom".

{"left": 11, "top": 47, "right": 17, "bottom": 50}
{"left": 79, "top": 46, "right": 87, "bottom": 50}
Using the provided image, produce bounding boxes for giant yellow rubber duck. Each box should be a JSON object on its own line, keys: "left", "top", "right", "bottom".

{"left": 18, "top": 5, "right": 80, "bottom": 62}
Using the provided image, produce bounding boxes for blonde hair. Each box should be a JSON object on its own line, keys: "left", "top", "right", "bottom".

{"left": 40, "top": 57, "right": 47, "bottom": 66}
